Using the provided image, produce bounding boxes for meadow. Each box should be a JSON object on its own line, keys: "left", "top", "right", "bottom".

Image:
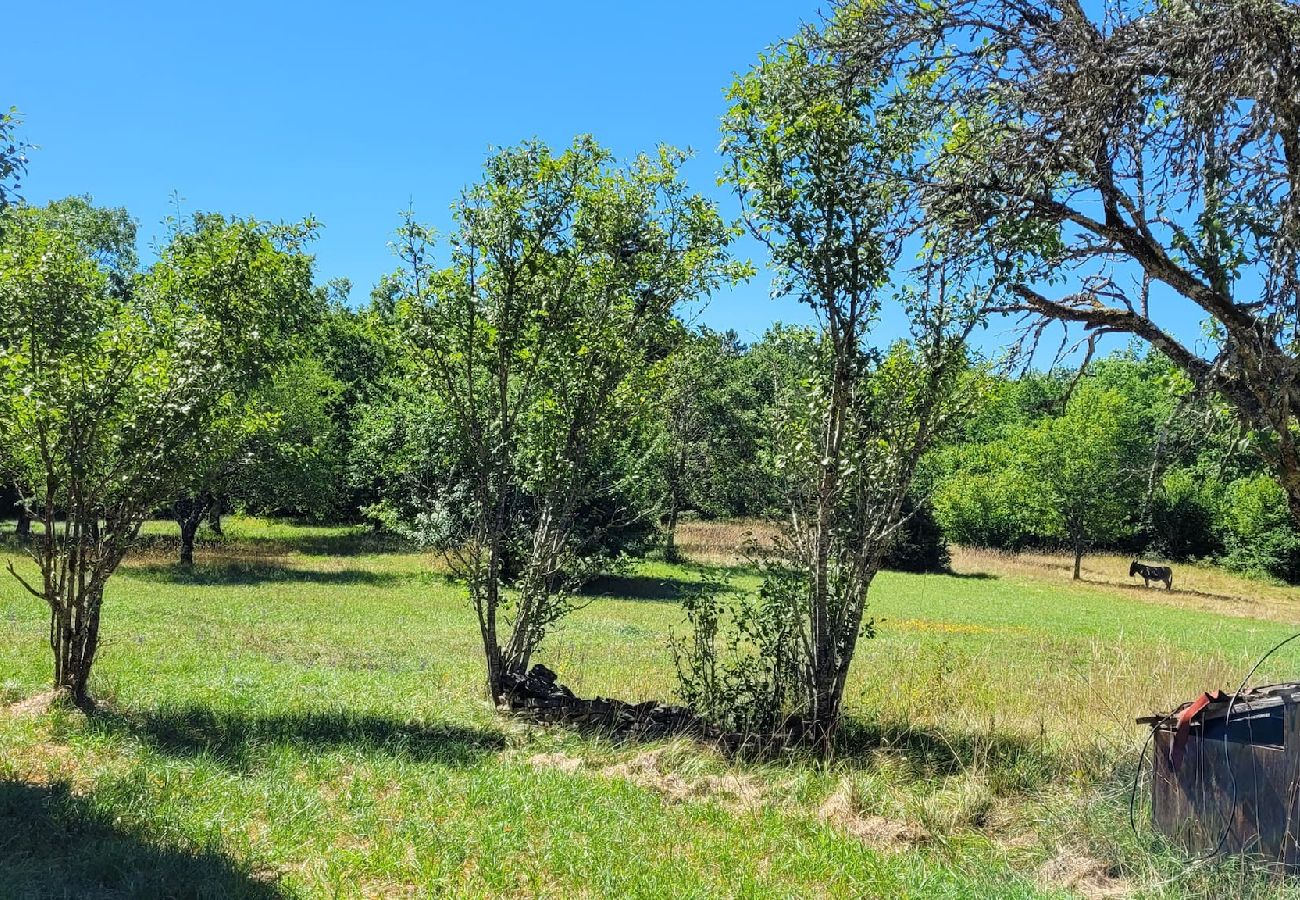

{"left": 3, "top": 518, "right": 1300, "bottom": 898}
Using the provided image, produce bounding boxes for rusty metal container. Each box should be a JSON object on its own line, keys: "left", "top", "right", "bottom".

{"left": 1147, "top": 682, "right": 1300, "bottom": 864}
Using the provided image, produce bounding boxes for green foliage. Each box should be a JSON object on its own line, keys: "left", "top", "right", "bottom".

{"left": 1147, "top": 466, "right": 1224, "bottom": 561}
{"left": 388, "top": 137, "right": 745, "bottom": 690}
{"left": 933, "top": 380, "right": 1143, "bottom": 572}
{"left": 1021, "top": 384, "right": 1141, "bottom": 552}
{"left": 932, "top": 441, "right": 1040, "bottom": 550}
{"left": 648, "top": 325, "right": 775, "bottom": 554}
{"left": 883, "top": 495, "right": 950, "bottom": 573}
{"left": 315, "top": 286, "right": 407, "bottom": 519}
{"left": 224, "top": 356, "right": 345, "bottom": 520}
{"left": 1219, "top": 475, "right": 1300, "bottom": 582}
{"left": 672, "top": 572, "right": 801, "bottom": 735}
{"left": 0, "top": 198, "right": 321, "bottom": 697}
{"left": 0, "top": 106, "right": 26, "bottom": 211}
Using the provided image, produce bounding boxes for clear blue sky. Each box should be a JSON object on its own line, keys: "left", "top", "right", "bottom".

{"left": 6, "top": 0, "right": 1212, "bottom": 359}
{"left": 4, "top": 0, "right": 827, "bottom": 344}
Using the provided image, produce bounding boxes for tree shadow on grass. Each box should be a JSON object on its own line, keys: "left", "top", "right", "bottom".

{"left": 129, "top": 528, "right": 412, "bottom": 560}
{"left": 0, "top": 780, "right": 283, "bottom": 899}
{"left": 580, "top": 573, "right": 702, "bottom": 603}
{"left": 1105, "top": 579, "right": 1252, "bottom": 604}
{"left": 89, "top": 706, "right": 505, "bottom": 772}
{"left": 833, "top": 716, "right": 1076, "bottom": 791}
{"left": 123, "top": 562, "right": 404, "bottom": 587}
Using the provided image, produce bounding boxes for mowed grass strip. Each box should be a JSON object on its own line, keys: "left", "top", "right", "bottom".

{"left": 2, "top": 518, "right": 1300, "bottom": 897}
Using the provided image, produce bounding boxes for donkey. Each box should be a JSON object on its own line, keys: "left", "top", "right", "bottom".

{"left": 1130, "top": 560, "right": 1174, "bottom": 590}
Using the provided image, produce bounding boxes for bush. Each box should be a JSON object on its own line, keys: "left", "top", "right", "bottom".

{"left": 930, "top": 444, "right": 1037, "bottom": 550}
{"left": 884, "top": 496, "right": 950, "bottom": 573}
{"left": 1218, "top": 475, "right": 1300, "bottom": 582}
{"left": 1145, "top": 467, "right": 1223, "bottom": 561}
{"left": 672, "top": 571, "right": 801, "bottom": 735}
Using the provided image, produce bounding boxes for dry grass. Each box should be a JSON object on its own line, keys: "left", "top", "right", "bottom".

{"left": 675, "top": 519, "right": 1300, "bottom": 622}
{"left": 818, "top": 778, "right": 930, "bottom": 852}
{"left": 951, "top": 547, "right": 1300, "bottom": 625}
{"left": 1036, "top": 847, "right": 1133, "bottom": 899}
{"left": 672, "top": 518, "right": 781, "bottom": 565}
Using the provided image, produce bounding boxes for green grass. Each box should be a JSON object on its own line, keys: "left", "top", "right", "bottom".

{"left": 3, "top": 519, "right": 1300, "bottom": 897}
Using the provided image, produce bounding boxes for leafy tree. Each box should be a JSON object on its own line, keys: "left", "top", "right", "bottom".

{"left": 1219, "top": 475, "right": 1300, "bottom": 581}
{"left": 0, "top": 201, "right": 319, "bottom": 704}
{"left": 830, "top": 0, "right": 1300, "bottom": 524}
{"left": 1021, "top": 385, "right": 1143, "bottom": 579}
{"left": 195, "top": 355, "right": 344, "bottom": 529}
{"left": 317, "top": 283, "right": 406, "bottom": 521}
{"left": 935, "top": 381, "right": 1143, "bottom": 576}
{"left": 391, "top": 138, "right": 743, "bottom": 700}
{"left": 932, "top": 441, "right": 1040, "bottom": 550}
{"left": 1149, "top": 465, "right": 1225, "bottom": 561}
{"left": 651, "top": 325, "right": 766, "bottom": 557}
{"left": 710, "top": 28, "right": 985, "bottom": 743}
{"left": 164, "top": 213, "right": 327, "bottom": 563}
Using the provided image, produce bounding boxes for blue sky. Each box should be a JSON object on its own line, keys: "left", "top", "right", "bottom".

{"left": 5, "top": 0, "right": 827, "bottom": 343}
{"left": 6, "top": 1, "right": 1213, "bottom": 360}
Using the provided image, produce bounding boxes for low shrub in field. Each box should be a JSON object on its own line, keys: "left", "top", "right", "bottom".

{"left": 1219, "top": 475, "right": 1300, "bottom": 582}
{"left": 671, "top": 573, "right": 800, "bottom": 736}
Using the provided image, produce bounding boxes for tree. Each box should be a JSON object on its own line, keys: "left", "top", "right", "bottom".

{"left": 651, "top": 326, "right": 766, "bottom": 557}
{"left": 716, "top": 30, "right": 984, "bottom": 743}
{"left": 0, "top": 201, "right": 319, "bottom": 705}
{"left": 1020, "top": 385, "right": 1142, "bottom": 579}
{"left": 392, "top": 138, "right": 743, "bottom": 700}
{"left": 317, "top": 282, "right": 406, "bottom": 522}
{"left": 168, "top": 351, "right": 341, "bottom": 563}
{"left": 162, "top": 213, "right": 327, "bottom": 564}
{"left": 830, "top": 0, "right": 1300, "bottom": 523}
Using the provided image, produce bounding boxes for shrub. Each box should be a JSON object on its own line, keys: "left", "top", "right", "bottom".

{"left": 671, "top": 571, "right": 801, "bottom": 735}
{"left": 884, "top": 495, "right": 950, "bottom": 573}
{"left": 1145, "top": 466, "right": 1223, "bottom": 561}
{"left": 1218, "top": 475, "right": 1300, "bottom": 582}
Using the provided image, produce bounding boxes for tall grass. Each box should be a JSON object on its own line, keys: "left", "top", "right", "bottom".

{"left": 2, "top": 518, "right": 1299, "bottom": 896}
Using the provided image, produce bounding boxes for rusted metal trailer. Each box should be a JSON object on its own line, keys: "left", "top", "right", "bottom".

{"left": 1143, "top": 682, "right": 1300, "bottom": 865}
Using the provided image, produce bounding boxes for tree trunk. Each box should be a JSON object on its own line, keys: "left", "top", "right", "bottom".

{"left": 173, "top": 495, "right": 210, "bottom": 566}
{"left": 178, "top": 522, "right": 198, "bottom": 566}
{"left": 805, "top": 348, "right": 853, "bottom": 742}
{"left": 484, "top": 637, "right": 504, "bottom": 703}
{"left": 207, "top": 500, "right": 223, "bottom": 536}
{"left": 663, "top": 444, "right": 687, "bottom": 562}
{"left": 15, "top": 508, "right": 30, "bottom": 540}
{"left": 49, "top": 585, "right": 103, "bottom": 708}
{"left": 1072, "top": 540, "right": 1083, "bottom": 580}
{"left": 663, "top": 495, "right": 680, "bottom": 562}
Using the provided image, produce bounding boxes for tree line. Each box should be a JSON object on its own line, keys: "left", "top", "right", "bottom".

{"left": 2, "top": 0, "right": 1297, "bottom": 745}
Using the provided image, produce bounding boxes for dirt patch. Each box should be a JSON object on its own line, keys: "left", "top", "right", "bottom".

{"left": 2, "top": 690, "right": 60, "bottom": 719}
{"left": 818, "top": 780, "right": 928, "bottom": 852}
{"left": 1037, "top": 848, "right": 1132, "bottom": 899}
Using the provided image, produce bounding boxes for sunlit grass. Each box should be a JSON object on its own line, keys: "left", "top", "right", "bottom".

{"left": 2, "top": 518, "right": 1300, "bottom": 896}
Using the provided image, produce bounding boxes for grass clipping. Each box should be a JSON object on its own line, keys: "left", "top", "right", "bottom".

{"left": 528, "top": 748, "right": 764, "bottom": 812}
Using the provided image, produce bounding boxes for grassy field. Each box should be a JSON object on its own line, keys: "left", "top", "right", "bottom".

{"left": 4, "top": 519, "right": 1300, "bottom": 897}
